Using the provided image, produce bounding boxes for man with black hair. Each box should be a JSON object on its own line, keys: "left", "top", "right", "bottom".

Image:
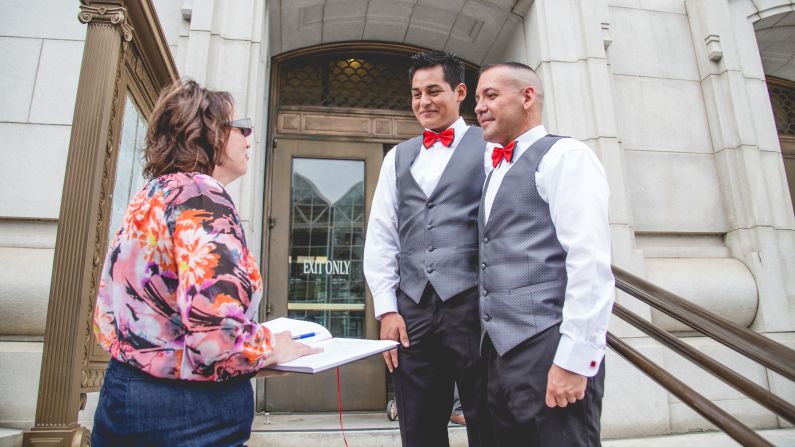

{"left": 364, "top": 51, "right": 491, "bottom": 447}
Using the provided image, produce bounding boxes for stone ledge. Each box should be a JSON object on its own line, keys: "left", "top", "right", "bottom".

{"left": 0, "top": 428, "right": 22, "bottom": 447}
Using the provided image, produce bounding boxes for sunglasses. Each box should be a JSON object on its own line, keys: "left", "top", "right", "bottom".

{"left": 225, "top": 118, "right": 253, "bottom": 137}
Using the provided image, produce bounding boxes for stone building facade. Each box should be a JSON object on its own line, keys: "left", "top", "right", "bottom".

{"left": 1, "top": 0, "right": 794, "bottom": 439}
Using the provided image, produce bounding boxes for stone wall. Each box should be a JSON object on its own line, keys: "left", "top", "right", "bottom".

{"left": 601, "top": 0, "right": 795, "bottom": 435}
{"left": 0, "top": 0, "right": 86, "bottom": 428}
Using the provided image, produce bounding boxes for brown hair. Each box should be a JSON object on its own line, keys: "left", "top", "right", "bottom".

{"left": 143, "top": 79, "right": 234, "bottom": 179}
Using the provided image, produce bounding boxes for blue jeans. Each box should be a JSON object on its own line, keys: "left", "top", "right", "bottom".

{"left": 91, "top": 359, "right": 254, "bottom": 447}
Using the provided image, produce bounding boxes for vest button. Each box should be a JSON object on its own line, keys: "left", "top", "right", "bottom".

{"left": 483, "top": 313, "right": 491, "bottom": 322}
{"left": 426, "top": 224, "right": 433, "bottom": 230}
{"left": 426, "top": 266, "right": 434, "bottom": 273}
{"left": 427, "top": 202, "right": 435, "bottom": 208}
{"left": 428, "top": 246, "right": 435, "bottom": 252}
{"left": 481, "top": 262, "right": 487, "bottom": 270}
{"left": 482, "top": 237, "right": 489, "bottom": 244}
{"left": 482, "top": 289, "right": 488, "bottom": 296}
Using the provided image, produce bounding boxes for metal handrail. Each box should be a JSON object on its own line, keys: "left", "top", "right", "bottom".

{"left": 607, "top": 333, "right": 773, "bottom": 447}
{"left": 612, "top": 265, "right": 795, "bottom": 381}
{"left": 613, "top": 302, "right": 795, "bottom": 425}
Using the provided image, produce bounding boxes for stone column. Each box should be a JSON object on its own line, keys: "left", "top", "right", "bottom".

{"left": 686, "top": 0, "right": 795, "bottom": 427}
{"left": 522, "top": 0, "right": 671, "bottom": 437}
{"left": 524, "top": 0, "right": 649, "bottom": 329}
{"left": 685, "top": 0, "right": 795, "bottom": 333}
{"left": 180, "top": 0, "right": 268, "bottom": 257}
{"left": 21, "top": 3, "right": 131, "bottom": 446}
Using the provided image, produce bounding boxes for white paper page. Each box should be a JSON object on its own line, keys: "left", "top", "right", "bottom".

{"left": 273, "top": 338, "right": 399, "bottom": 373}
{"left": 261, "top": 317, "right": 332, "bottom": 342}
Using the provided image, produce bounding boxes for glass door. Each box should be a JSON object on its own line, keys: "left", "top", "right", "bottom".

{"left": 265, "top": 138, "right": 384, "bottom": 411}
{"left": 288, "top": 158, "right": 366, "bottom": 337}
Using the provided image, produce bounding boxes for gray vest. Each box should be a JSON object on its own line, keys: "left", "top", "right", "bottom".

{"left": 478, "top": 135, "right": 568, "bottom": 356}
{"left": 395, "top": 126, "right": 486, "bottom": 303}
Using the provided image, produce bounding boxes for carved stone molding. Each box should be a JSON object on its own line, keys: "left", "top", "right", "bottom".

{"left": 601, "top": 22, "right": 612, "bottom": 49}
{"left": 82, "top": 366, "right": 105, "bottom": 390}
{"left": 24, "top": 20, "right": 125, "bottom": 444}
{"left": 276, "top": 109, "right": 423, "bottom": 142}
{"left": 79, "top": 37, "right": 126, "bottom": 392}
{"left": 124, "top": 44, "right": 157, "bottom": 102}
{"left": 704, "top": 34, "right": 723, "bottom": 62}
{"left": 79, "top": 4, "right": 134, "bottom": 42}
{"left": 23, "top": 426, "right": 90, "bottom": 447}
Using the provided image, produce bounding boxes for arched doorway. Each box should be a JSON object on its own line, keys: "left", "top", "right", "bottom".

{"left": 766, "top": 76, "right": 795, "bottom": 215}
{"left": 261, "top": 43, "right": 479, "bottom": 411}
{"left": 755, "top": 8, "right": 795, "bottom": 215}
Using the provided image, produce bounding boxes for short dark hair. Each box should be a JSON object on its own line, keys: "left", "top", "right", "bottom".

{"left": 480, "top": 61, "right": 535, "bottom": 75}
{"left": 408, "top": 51, "right": 465, "bottom": 89}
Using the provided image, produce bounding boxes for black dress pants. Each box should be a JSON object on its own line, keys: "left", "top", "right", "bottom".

{"left": 482, "top": 326, "right": 606, "bottom": 447}
{"left": 393, "top": 284, "right": 492, "bottom": 447}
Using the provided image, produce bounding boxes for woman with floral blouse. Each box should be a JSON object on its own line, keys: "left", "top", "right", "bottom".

{"left": 91, "top": 79, "right": 318, "bottom": 446}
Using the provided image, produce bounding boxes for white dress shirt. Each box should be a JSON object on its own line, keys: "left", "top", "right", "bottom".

{"left": 484, "top": 125, "right": 615, "bottom": 377}
{"left": 364, "top": 117, "right": 470, "bottom": 319}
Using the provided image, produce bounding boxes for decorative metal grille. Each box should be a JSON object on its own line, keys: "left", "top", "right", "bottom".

{"left": 768, "top": 79, "right": 795, "bottom": 136}
{"left": 278, "top": 52, "right": 479, "bottom": 114}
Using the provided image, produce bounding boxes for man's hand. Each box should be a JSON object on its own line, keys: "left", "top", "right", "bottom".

{"left": 380, "top": 312, "right": 409, "bottom": 373}
{"left": 545, "top": 363, "right": 587, "bottom": 408}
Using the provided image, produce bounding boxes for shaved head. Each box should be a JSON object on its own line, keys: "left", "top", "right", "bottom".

{"left": 475, "top": 62, "right": 545, "bottom": 145}
{"left": 481, "top": 63, "right": 544, "bottom": 110}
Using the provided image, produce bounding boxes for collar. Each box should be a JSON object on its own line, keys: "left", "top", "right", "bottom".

{"left": 488, "top": 124, "right": 547, "bottom": 167}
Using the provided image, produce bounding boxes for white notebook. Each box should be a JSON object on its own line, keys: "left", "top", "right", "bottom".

{"left": 262, "top": 317, "right": 399, "bottom": 374}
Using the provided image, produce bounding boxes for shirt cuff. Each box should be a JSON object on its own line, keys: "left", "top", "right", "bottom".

{"left": 372, "top": 292, "right": 398, "bottom": 320}
{"left": 553, "top": 333, "right": 604, "bottom": 377}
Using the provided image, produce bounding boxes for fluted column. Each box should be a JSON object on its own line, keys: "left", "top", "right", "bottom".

{"left": 22, "top": 3, "right": 131, "bottom": 446}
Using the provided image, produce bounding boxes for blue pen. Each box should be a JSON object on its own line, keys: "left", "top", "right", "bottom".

{"left": 292, "top": 332, "right": 315, "bottom": 340}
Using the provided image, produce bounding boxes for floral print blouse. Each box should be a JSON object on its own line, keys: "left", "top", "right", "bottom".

{"left": 94, "top": 172, "right": 274, "bottom": 381}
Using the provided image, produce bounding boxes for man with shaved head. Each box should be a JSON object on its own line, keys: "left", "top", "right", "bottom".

{"left": 474, "top": 62, "right": 615, "bottom": 446}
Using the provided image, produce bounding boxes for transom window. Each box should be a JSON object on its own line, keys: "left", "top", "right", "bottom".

{"left": 768, "top": 76, "right": 795, "bottom": 136}
{"left": 277, "top": 52, "right": 479, "bottom": 114}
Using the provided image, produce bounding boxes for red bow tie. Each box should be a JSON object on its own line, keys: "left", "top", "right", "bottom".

{"left": 423, "top": 128, "right": 455, "bottom": 149}
{"left": 491, "top": 141, "right": 516, "bottom": 167}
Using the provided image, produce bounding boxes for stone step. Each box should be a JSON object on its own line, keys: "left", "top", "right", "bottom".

{"left": 249, "top": 412, "right": 467, "bottom": 447}
{"left": 4, "top": 416, "right": 791, "bottom": 446}
{"left": 0, "top": 428, "right": 21, "bottom": 447}
{"left": 248, "top": 413, "right": 795, "bottom": 447}
{"left": 603, "top": 428, "right": 795, "bottom": 447}
{"left": 249, "top": 412, "right": 468, "bottom": 447}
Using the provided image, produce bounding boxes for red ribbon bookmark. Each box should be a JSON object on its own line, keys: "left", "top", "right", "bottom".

{"left": 336, "top": 367, "right": 349, "bottom": 447}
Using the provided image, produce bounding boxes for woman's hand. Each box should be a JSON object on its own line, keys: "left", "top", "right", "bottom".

{"left": 271, "top": 331, "right": 323, "bottom": 365}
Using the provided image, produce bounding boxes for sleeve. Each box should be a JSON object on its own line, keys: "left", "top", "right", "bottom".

{"left": 537, "top": 140, "right": 615, "bottom": 377}
{"left": 363, "top": 147, "right": 401, "bottom": 319}
{"left": 171, "top": 183, "right": 275, "bottom": 380}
